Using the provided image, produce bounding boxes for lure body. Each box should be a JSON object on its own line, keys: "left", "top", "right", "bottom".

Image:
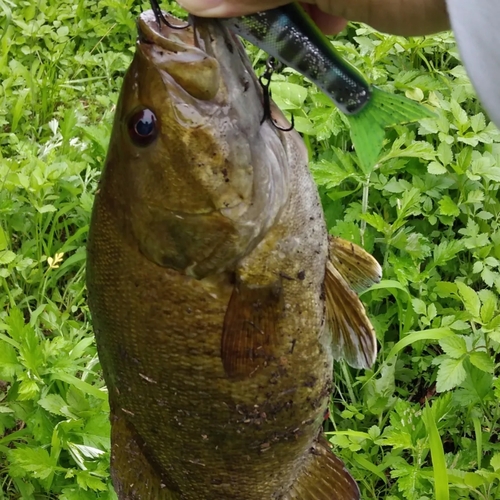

{"left": 223, "top": 3, "right": 371, "bottom": 115}
{"left": 223, "top": 2, "right": 432, "bottom": 171}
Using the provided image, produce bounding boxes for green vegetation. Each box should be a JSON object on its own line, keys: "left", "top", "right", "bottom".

{"left": 1, "top": 0, "right": 500, "bottom": 498}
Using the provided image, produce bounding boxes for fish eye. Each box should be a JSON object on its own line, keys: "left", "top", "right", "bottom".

{"left": 128, "top": 108, "right": 158, "bottom": 147}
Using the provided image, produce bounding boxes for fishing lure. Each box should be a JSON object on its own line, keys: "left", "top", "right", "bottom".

{"left": 222, "top": 3, "right": 433, "bottom": 172}
{"left": 148, "top": 0, "right": 432, "bottom": 171}
{"left": 223, "top": 5, "right": 371, "bottom": 116}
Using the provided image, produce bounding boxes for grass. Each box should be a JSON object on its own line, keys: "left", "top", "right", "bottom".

{"left": 1, "top": 0, "right": 500, "bottom": 499}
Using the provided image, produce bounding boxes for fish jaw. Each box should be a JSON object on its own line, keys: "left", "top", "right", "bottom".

{"left": 101, "top": 11, "right": 289, "bottom": 278}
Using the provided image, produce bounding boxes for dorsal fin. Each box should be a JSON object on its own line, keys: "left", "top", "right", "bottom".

{"left": 329, "top": 236, "right": 382, "bottom": 294}
{"left": 325, "top": 261, "right": 377, "bottom": 369}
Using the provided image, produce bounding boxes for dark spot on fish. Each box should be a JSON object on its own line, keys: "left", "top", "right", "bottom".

{"left": 297, "top": 270, "right": 305, "bottom": 280}
{"left": 310, "top": 446, "right": 321, "bottom": 456}
{"left": 241, "top": 77, "right": 250, "bottom": 92}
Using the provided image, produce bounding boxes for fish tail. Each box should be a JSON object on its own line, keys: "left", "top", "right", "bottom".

{"left": 286, "top": 436, "right": 360, "bottom": 499}
{"left": 347, "top": 86, "right": 434, "bottom": 172}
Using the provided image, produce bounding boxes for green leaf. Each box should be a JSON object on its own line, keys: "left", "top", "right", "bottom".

{"left": 439, "top": 336, "right": 467, "bottom": 359}
{"left": 427, "top": 161, "right": 447, "bottom": 175}
{"left": 0, "top": 227, "right": 8, "bottom": 251}
{"left": 386, "top": 328, "right": 454, "bottom": 362}
{"left": 269, "top": 82, "right": 308, "bottom": 109}
{"left": 423, "top": 404, "right": 449, "bottom": 500}
{"left": 464, "top": 472, "right": 487, "bottom": 488}
{"left": 479, "top": 290, "right": 497, "bottom": 324}
{"left": 433, "top": 240, "right": 465, "bottom": 266}
{"left": 76, "top": 471, "right": 108, "bottom": 492}
{"left": 361, "top": 213, "right": 390, "bottom": 233}
{"left": 0, "top": 250, "right": 16, "bottom": 265}
{"left": 8, "top": 447, "right": 56, "bottom": 480}
{"left": 439, "top": 196, "right": 460, "bottom": 217}
{"left": 436, "top": 357, "right": 467, "bottom": 392}
{"left": 0, "top": 342, "right": 21, "bottom": 379}
{"left": 38, "top": 394, "right": 68, "bottom": 417}
{"left": 412, "top": 298, "right": 427, "bottom": 316}
{"left": 469, "top": 352, "right": 494, "bottom": 373}
{"left": 491, "top": 453, "right": 500, "bottom": 471}
{"left": 50, "top": 373, "right": 107, "bottom": 401}
{"left": 456, "top": 282, "right": 481, "bottom": 318}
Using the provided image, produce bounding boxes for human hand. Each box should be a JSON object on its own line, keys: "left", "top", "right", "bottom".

{"left": 176, "top": 0, "right": 450, "bottom": 36}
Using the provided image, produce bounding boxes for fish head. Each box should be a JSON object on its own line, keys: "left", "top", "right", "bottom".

{"left": 103, "top": 11, "right": 290, "bottom": 278}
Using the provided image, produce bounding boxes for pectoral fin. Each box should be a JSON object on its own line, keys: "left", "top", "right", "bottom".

{"left": 285, "top": 436, "right": 360, "bottom": 500}
{"left": 221, "top": 281, "right": 283, "bottom": 379}
{"left": 325, "top": 261, "right": 377, "bottom": 369}
{"left": 329, "top": 236, "right": 382, "bottom": 294}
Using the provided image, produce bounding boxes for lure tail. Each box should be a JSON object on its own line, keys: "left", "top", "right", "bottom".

{"left": 347, "top": 87, "right": 434, "bottom": 173}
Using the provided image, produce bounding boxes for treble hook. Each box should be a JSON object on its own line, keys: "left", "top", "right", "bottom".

{"left": 259, "top": 57, "right": 294, "bottom": 132}
{"left": 149, "top": 0, "right": 190, "bottom": 30}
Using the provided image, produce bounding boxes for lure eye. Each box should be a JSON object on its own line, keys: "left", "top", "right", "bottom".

{"left": 128, "top": 108, "right": 158, "bottom": 147}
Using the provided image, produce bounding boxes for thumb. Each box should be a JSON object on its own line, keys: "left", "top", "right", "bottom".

{"left": 176, "top": 0, "right": 289, "bottom": 17}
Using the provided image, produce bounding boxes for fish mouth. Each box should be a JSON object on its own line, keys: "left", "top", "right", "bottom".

{"left": 137, "top": 11, "right": 196, "bottom": 54}
{"left": 136, "top": 10, "right": 259, "bottom": 104}
{"left": 136, "top": 10, "right": 222, "bottom": 101}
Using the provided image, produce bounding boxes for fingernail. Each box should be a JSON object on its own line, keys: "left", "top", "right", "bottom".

{"left": 177, "top": 0, "right": 227, "bottom": 16}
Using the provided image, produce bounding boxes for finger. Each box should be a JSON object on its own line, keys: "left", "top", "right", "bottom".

{"left": 176, "top": 0, "right": 290, "bottom": 17}
{"left": 303, "top": 0, "right": 449, "bottom": 36}
{"left": 301, "top": 4, "right": 347, "bottom": 34}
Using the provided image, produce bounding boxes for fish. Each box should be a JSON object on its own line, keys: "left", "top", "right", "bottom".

{"left": 220, "top": 2, "right": 434, "bottom": 171}
{"left": 86, "top": 10, "right": 382, "bottom": 500}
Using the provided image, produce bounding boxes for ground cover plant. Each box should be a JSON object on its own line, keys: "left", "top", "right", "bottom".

{"left": 1, "top": 0, "right": 500, "bottom": 498}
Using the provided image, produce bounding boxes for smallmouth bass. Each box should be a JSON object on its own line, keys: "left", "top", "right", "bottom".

{"left": 87, "top": 10, "right": 381, "bottom": 500}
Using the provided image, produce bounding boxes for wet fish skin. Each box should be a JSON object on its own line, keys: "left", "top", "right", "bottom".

{"left": 86, "top": 10, "right": 375, "bottom": 500}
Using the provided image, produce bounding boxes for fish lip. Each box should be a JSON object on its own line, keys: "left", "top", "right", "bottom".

{"left": 137, "top": 10, "right": 193, "bottom": 52}
{"left": 136, "top": 10, "right": 223, "bottom": 101}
